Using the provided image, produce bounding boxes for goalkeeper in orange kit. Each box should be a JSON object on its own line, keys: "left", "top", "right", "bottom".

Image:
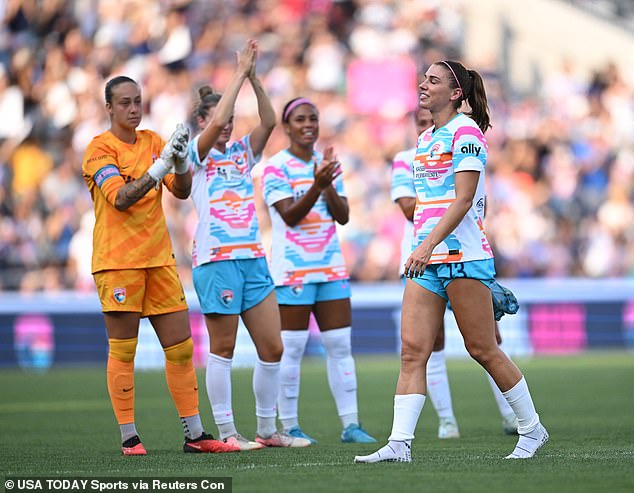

{"left": 82, "top": 75, "right": 239, "bottom": 456}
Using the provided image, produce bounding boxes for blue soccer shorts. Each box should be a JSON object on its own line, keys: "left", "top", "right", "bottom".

{"left": 412, "top": 258, "right": 496, "bottom": 301}
{"left": 275, "top": 279, "right": 351, "bottom": 306}
{"left": 193, "top": 257, "right": 274, "bottom": 315}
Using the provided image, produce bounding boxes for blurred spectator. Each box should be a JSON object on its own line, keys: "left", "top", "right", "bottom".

{"left": 0, "top": 0, "right": 632, "bottom": 293}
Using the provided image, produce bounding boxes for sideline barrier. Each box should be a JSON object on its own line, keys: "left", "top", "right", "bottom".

{"left": 1, "top": 279, "right": 632, "bottom": 369}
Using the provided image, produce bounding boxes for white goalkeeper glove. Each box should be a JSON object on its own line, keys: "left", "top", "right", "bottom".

{"left": 147, "top": 157, "right": 173, "bottom": 188}
{"left": 165, "top": 123, "right": 190, "bottom": 175}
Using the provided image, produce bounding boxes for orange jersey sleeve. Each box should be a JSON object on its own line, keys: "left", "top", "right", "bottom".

{"left": 82, "top": 129, "right": 177, "bottom": 273}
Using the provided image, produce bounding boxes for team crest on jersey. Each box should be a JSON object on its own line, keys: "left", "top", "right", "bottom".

{"left": 113, "top": 288, "right": 126, "bottom": 304}
{"left": 232, "top": 154, "right": 244, "bottom": 165}
{"left": 429, "top": 142, "right": 442, "bottom": 158}
{"left": 291, "top": 284, "right": 304, "bottom": 296}
{"left": 221, "top": 289, "right": 234, "bottom": 306}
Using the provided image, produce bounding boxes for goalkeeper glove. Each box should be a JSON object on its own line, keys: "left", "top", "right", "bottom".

{"left": 490, "top": 281, "right": 520, "bottom": 321}
{"left": 147, "top": 157, "right": 173, "bottom": 187}
{"left": 166, "top": 123, "right": 190, "bottom": 174}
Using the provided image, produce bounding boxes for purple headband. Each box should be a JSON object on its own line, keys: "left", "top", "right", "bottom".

{"left": 441, "top": 61, "right": 464, "bottom": 100}
{"left": 283, "top": 97, "right": 316, "bottom": 121}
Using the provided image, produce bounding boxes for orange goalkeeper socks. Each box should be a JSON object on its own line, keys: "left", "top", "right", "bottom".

{"left": 164, "top": 338, "right": 199, "bottom": 418}
{"left": 106, "top": 338, "right": 138, "bottom": 425}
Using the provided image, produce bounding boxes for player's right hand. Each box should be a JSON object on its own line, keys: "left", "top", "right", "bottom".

{"left": 147, "top": 157, "right": 173, "bottom": 186}
{"left": 404, "top": 240, "right": 433, "bottom": 278}
{"left": 237, "top": 39, "right": 257, "bottom": 77}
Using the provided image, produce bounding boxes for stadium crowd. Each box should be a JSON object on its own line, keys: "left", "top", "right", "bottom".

{"left": 0, "top": 0, "right": 632, "bottom": 292}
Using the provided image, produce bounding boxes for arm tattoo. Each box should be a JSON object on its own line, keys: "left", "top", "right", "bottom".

{"left": 115, "top": 173, "right": 157, "bottom": 210}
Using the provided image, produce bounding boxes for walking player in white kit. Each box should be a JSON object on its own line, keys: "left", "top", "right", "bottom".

{"left": 356, "top": 60, "right": 548, "bottom": 463}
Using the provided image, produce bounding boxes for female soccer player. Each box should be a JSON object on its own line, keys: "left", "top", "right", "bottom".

{"left": 262, "top": 97, "right": 376, "bottom": 444}
{"left": 356, "top": 60, "right": 548, "bottom": 463}
{"left": 82, "top": 76, "right": 238, "bottom": 455}
{"left": 187, "top": 40, "right": 310, "bottom": 450}
{"left": 391, "top": 108, "right": 518, "bottom": 439}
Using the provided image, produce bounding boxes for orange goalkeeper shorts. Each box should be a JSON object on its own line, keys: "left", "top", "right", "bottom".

{"left": 94, "top": 265, "right": 188, "bottom": 317}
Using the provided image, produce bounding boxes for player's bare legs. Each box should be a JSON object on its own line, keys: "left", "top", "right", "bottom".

{"left": 355, "top": 281, "right": 443, "bottom": 463}
{"left": 447, "top": 280, "right": 548, "bottom": 458}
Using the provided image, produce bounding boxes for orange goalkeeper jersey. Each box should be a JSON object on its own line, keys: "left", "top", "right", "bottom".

{"left": 82, "top": 129, "right": 178, "bottom": 273}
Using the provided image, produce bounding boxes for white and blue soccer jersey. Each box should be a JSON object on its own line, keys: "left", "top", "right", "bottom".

{"left": 412, "top": 113, "right": 492, "bottom": 264}
{"left": 391, "top": 147, "right": 416, "bottom": 276}
{"left": 188, "top": 134, "right": 265, "bottom": 267}
{"left": 262, "top": 149, "right": 348, "bottom": 286}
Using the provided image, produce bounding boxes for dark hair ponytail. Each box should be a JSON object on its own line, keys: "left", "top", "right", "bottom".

{"left": 465, "top": 69, "right": 491, "bottom": 133}
{"left": 436, "top": 61, "right": 491, "bottom": 133}
{"left": 105, "top": 76, "right": 137, "bottom": 104}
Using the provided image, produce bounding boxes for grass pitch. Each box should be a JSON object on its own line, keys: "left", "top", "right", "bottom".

{"left": 1, "top": 353, "right": 633, "bottom": 493}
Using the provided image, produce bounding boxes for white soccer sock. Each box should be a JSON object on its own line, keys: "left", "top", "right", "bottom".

{"left": 206, "top": 353, "right": 236, "bottom": 439}
{"left": 506, "top": 423, "right": 549, "bottom": 459}
{"left": 321, "top": 327, "right": 359, "bottom": 426}
{"left": 254, "top": 358, "right": 280, "bottom": 437}
{"left": 487, "top": 373, "right": 514, "bottom": 418}
{"left": 388, "top": 394, "right": 426, "bottom": 441}
{"left": 340, "top": 413, "right": 358, "bottom": 429}
{"left": 120, "top": 423, "right": 138, "bottom": 443}
{"left": 280, "top": 417, "right": 298, "bottom": 431}
{"left": 426, "top": 350, "right": 455, "bottom": 419}
{"left": 502, "top": 377, "right": 540, "bottom": 434}
{"left": 278, "top": 330, "right": 309, "bottom": 429}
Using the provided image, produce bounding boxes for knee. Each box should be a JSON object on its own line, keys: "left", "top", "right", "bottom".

{"left": 214, "top": 348, "right": 234, "bottom": 359}
{"left": 464, "top": 341, "right": 497, "bottom": 366}
{"left": 281, "top": 331, "right": 309, "bottom": 361}
{"left": 164, "top": 337, "right": 193, "bottom": 364}
{"left": 321, "top": 327, "right": 352, "bottom": 359}
{"left": 211, "top": 336, "right": 235, "bottom": 359}
{"left": 400, "top": 338, "right": 427, "bottom": 370}
{"left": 258, "top": 340, "right": 284, "bottom": 363}
{"left": 210, "top": 334, "right": 236, "bottom": 359}
{"left": 109, "top": 337, "right": 138, "bottom": 362}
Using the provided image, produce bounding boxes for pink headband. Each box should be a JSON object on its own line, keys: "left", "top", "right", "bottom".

{"left": 283, "top": 97, "right": 316, "bottom": 121}
{"left": 441, "top": 61, "right": 464, "bottom": 100}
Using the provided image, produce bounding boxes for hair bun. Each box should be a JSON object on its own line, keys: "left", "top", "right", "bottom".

{"left": 198, "top": 85, "right": 216, "bottom": 98}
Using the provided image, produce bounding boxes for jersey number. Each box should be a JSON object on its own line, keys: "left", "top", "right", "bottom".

{"left": 449, "top": 262, "right": 466, "bottom": 278}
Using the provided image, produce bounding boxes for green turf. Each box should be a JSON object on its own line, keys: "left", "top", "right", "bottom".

{"left": 1, "top": 353, "right": 633, "bottom": 493}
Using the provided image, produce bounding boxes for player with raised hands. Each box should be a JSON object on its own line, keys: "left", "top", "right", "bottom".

{"left": 82, "top": 75, "right": 238, "bottom": 456}
{"left": 262, "top": 97, "right": 377, "bottom": 445}
{"left": 187, "top": 40, "right": 311, "bottom": 450}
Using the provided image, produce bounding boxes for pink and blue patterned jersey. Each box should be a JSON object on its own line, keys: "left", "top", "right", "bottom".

{"left": 391, "top": 147, "right": 416, "bottom": 275}
{"left": 413, "top": 113, "right": 492, "bottom": 264}
{"left": 262, "top": 149, "right": 348, "bottom": 286}
{"left": 188, "top": 133, "right": 265, "bottom": 267}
